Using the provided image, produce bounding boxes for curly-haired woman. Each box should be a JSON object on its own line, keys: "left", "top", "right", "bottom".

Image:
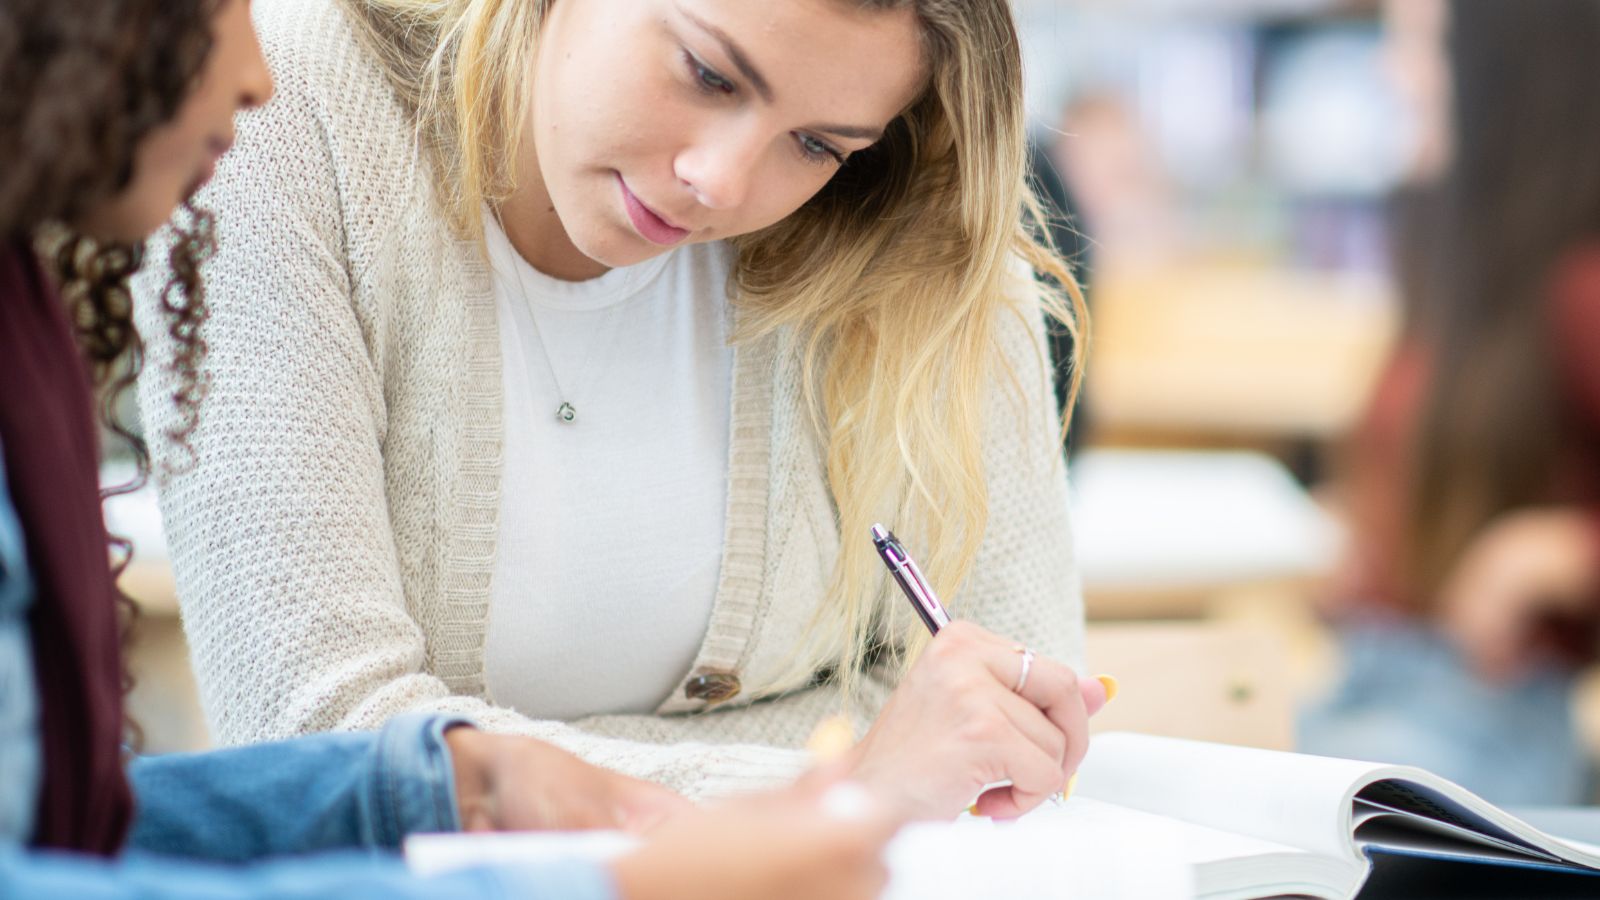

{"left": 135, "top": 0, "right": 1111, "bottom": 820}
{"left": 0, "top": 1, "right": 901, "bottom": 896}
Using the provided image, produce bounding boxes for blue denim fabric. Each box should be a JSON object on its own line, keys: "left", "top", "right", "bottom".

{"left": 0, "top": 444, "right": 41, "bottom": 844}
{"left": 0, "top": 459, "right": 618, "bottom": 897}
{"left": 128, "top": 713, "right": 472, "bottom": 860}
{"left": 0, "top": 713, "right": 621, "bottom": 898}
{"left": 1299, "top": 622, "right": 1589, "bottom": 806}
{"left": 0, "top": 845, "right": 618, "bottom": 900}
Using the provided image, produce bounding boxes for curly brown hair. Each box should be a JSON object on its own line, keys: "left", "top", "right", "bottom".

{"left": 1, "top": 0, "right": 220, "bottom": 487}
{"left": 2, "top": 0, "right": 224, "bottom": 738}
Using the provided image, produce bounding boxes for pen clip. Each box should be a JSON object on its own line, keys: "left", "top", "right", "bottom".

{"left": 871, "top": 524, "right": 952, "bottom": 633}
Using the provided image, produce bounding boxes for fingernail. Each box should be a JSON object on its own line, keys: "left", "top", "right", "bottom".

{"left": 1064, "top": 773, "right": 1079, "bottom": 800}
{"left": 805, "top": 714, "right": 855, "bottom": 764}
{"left": 1096, "top": 674, "right": 1119, "bottom": 703}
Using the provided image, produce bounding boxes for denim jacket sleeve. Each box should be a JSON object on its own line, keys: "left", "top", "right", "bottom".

{"left": 0, "top": 846, "right": 619, "bottom": 900}
{"left": 0, "top": 442, "right": 40, "bottom": 845}
{"left": 65, "top": 712, "right": 620, "bottom": 899}
{"left": 127, "top": 712, "right": 474, "bottom": 860}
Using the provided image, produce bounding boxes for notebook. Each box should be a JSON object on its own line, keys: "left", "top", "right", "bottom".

{"left": 405, "top": 732, "right": 1600, "bottom": 899}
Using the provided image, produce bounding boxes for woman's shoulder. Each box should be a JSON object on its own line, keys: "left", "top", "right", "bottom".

{"left": 253, "top": 0, "right": 369, "bottom": 81}
{"left": 991, "top": 255, "right": 1056, "bottom": 366}
{"left": 228, "top": 0, "right": 441, "bottom": 255}
{"left": 1547, "top": 242, "right": 1600, "bottom": 424}
{"left": 248, "top": 0, "right": 410, "bottom": 152}
{"left": 1550, "top": 243, "right": 1600, "bottom": 324}
{"left": 1547, "top": 242, "right": 1600, "bottom": 366}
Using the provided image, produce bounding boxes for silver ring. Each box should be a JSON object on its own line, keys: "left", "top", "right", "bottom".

{"left": 1013, "top": 647, "right": 1035, "bottom": 694}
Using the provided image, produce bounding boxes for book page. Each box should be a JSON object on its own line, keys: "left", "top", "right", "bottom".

{"left": 1352, "top": 776, "right": 1600, "bottom": 870}
{"left": 1011, "top": 797, "right": 1308, "bottom": 867}
{"left": 1076, "top": 732, "right": 1390, "bottom": 861}
{"left": 1355, "top": 797, "right": 1562, "bottom": 861}
{"left": 408, "top": 830, "right": 638, "bottom": 876}
{"left": 1079, "top": 732, "right": 1600, "bottom": 877}
{"left": 408, "top": 799, "right": 1204, "bottom": 899}
{"left": 886, "top": 800, "right": 1196, "bottom": 899}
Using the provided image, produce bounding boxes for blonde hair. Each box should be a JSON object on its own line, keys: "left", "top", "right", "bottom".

{"left": 343, "top": 0, "right": 1088, "bottom": 698}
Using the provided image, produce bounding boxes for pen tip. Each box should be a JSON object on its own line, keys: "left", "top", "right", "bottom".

{"left": 870, "top": 524, "right": 889, "bottom": 541}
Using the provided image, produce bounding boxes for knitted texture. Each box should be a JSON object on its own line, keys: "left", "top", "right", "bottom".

{"left": 132, "top": 0, "right": 1085, "bottom": 800}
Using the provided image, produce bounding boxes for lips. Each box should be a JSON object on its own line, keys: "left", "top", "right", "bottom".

{"left": 190, "top": 136, "right": 233, "bottom": 193}
{"left": 617, "top": 175, "right": 690, "bottom": 246}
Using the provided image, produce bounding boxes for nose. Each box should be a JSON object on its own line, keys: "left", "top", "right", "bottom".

{"left": 239, "top": 21, "right": 275, "bottom": 109}
{"left": 673, "top": 122, "right": 766, "bottom": 211}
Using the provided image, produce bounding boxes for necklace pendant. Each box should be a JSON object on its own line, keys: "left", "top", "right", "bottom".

{"left": 555, "top": 401, "right": 577, "bottom": 424}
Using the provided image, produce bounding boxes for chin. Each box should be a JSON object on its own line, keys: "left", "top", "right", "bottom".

{"left": 574, "top": 225, "right": 670, "bottom": 269}
{"left": 79, "top": 209, "right": 169, "bottom": 246}
{"left": 79, "top": 182, "right": 191, "bottom": 245}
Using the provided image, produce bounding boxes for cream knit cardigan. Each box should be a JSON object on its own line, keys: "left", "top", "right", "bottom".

{"left": 133, "top": 0, "right": 1085, "bottom": 799}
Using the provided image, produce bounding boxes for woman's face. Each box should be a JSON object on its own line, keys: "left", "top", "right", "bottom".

{"left": 1383, "top": 0, "right": 1451, "bottom": 182}
{"left": 77, "top": 0, "right": 273, "bottom": 243}
{"left": 526, "top": 0, "right": 926, "bottom": 273}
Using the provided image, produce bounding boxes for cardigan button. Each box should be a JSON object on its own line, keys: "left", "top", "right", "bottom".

{"left": 684, "top": 670, "right": 741, "bottom": 704}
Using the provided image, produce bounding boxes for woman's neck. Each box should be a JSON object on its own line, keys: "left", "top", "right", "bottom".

{"left": 495, "top": 160, "right": 610, "bottom": 283}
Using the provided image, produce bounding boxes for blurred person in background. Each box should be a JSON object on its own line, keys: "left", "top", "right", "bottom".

{"left": 1302, "top": 0, "right": 1600, "bottom": 806}
{"left": 0, "top": 0, "right": 896, "bottom": 896}
{"left": 1031, "top": 88, "right": 1185, "bottom": 454}
{"left": 1048, "top": 90, "right": 1182, "bottom": 273}
{"left": 1026, "top": 133, "right": 1091, "bottom": 452}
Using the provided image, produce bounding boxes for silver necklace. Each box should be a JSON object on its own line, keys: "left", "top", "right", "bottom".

{"left": 508, "top": 260, "right": 610, "bottom": 426}
{"left": 531, "top": 313, "right": 578, "bottom": 424}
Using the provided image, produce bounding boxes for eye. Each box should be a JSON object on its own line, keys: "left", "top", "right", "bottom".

{"left": 796, "top": 133, "right": 846, "bottom": 166}
{"left": 683, "top": 51, "right": 735, "bottom": 95}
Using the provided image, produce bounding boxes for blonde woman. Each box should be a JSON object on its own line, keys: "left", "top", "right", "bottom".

{"left": 136, "top": 0, "right": 1104, "bottom": 819}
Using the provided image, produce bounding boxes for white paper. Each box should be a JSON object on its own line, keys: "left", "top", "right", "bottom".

{"left": 407, "top": 800, "right": 1193, "bottom": 900}
{"left": 1077, "top": 732, "right": 1387, "bottom": 861}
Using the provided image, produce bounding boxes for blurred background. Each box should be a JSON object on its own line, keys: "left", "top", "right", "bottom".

{"left": 111, "top": 0, "right": 1600, "bottom": 810}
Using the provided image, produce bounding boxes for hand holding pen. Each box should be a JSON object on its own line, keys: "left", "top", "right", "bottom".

{"left": 832, "top": 525, "right": 1114, "bottom": 820}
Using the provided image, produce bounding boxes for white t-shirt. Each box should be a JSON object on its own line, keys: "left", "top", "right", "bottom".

{"left": 482, "top": 214, "right": 733, "bottom": 719}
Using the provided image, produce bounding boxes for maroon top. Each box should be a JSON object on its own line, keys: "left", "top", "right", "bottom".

{"left": 0, "top": 240, "right": 133, "bottom": 854}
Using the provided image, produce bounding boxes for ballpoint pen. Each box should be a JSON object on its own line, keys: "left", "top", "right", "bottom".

{"left": 871, "top": 523, "right": 1070, "bottom": 808}
{"left": 870, "top": 523, "right": 950, "bottom": 635}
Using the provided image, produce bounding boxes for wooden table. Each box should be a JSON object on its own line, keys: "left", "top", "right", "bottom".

{"left": 1086, "top": 263, "right": 1397, "bottom": 443}
{"left": 119, "top": 558, "right": 210, "bottom": 753}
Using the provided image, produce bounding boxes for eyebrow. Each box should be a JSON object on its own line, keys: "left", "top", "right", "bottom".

{"left": 680, "top": 6, "right": 776, "bottom": 104}
{"left": 814, "top": 123, "right": 884, "bottom": 142}
{"left": 677, "top": 5, "right": 886, "bottom": 144}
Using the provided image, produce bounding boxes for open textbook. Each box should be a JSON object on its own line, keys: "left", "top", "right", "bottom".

{"left": 406, "top": 732, "right": 1600, "bottom": 899}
